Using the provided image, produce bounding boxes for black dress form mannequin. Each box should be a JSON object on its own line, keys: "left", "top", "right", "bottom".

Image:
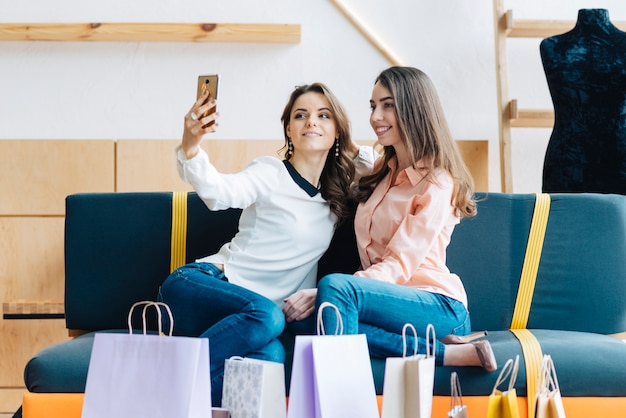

{"left": 540, "top": 9, "right": 626, "bottom": 194}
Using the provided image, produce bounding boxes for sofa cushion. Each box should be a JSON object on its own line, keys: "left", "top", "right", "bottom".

{"left": 26, "top": 329, "right": 626, "bottom": 398}
{"left": 432, "top": 330, "right": 626, "bottom": 397}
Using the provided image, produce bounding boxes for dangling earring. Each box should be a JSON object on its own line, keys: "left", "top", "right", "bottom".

{"left": 287, "top": 138, "right": 294, "bottom": 158}
{"left": 335, "top": 137, "right": 340, "bottom": 157}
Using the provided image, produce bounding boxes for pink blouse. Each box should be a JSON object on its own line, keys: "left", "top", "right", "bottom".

{"left": 354, "top": 157, "right": 468, "bottom": 307}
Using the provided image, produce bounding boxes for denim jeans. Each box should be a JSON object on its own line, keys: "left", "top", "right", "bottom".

{"left": 158, "top": 262, "right": 286, "bottom": 406}
{"left": 316, "top": 273, "right": 471, "bottom": 366}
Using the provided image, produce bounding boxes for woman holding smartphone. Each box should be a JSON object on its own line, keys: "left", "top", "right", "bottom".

{"left": 159, "top": 82, "right": 358, "bottom": 405}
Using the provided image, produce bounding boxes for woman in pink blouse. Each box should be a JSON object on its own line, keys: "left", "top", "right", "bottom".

{"left": 315, "top": 66, "right": 496, "bottom": 371}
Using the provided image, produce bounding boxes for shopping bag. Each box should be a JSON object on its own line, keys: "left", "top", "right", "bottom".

{"left": 486, "top": 355, "right": 520, "bottom": 418}
{"left": 221, "top": 356, "right": 286, "bottom": 418}
{"left": 448, "top": 371, "right": 468, "bottom": 418}
{"left": 381, "top": 323, "right": 436, "bottom": 418}
{"left": 287, "top": 302, "right": 379, "bottom": 418}
{"left": 534, "top": 355, "right": 566, "bottom": 418}
{"left": 81, "top": 301, "right": 211, "bottom": 418}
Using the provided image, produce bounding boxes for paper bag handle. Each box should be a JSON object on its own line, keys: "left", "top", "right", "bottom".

{"left": 425, "top": 323, "right": 436, "bottom": 358}
{"left": 316, "top": 301, "right": 344, "bottom": 335}
{"left": 548, "top": 355, "right": 560, "bottom": 393}
{"left": 401, "top": 323, "right": 436, "bottom": 358}
{"left": 490, "top": 354, "right": 519, "bottom": 394}
{"left": 449, "top": 371, "right": 464, "bottom": 410}
{"left": 537, "top": 354, "right": 560, "bottom": 395}
{"left": 127, "top": 301, "right": 174, "bottom": 336}
{"left": 402, "top": 323, "right": 418, "bottom": 357}
{"left": 508, "top": 354, "right": 520, "bottom": 390}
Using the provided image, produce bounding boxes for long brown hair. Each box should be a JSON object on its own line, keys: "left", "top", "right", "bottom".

{"left": 355, "top": 66, "right": 476, "bottom": 219}
{"left": 280, "top": 83, "right": 356, "bottom": 224}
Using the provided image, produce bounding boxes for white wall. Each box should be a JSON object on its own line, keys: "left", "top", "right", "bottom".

{"left": 1, "top": 0, "right": 625, "bottom": 192}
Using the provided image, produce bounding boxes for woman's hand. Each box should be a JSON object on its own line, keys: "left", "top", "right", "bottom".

{"left": 282, "top": 288, "right": 317, "bottom": 322}
{"left": 347, "top": 139, "right": 360, "bottom": 159}
{"left": 181, "top": 91, "right": 219, "bottom": 159}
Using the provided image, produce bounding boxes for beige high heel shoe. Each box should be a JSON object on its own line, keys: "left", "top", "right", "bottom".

{"left": 441, "top": 331, "right": 497, "bottom": 372}
{"left": 471, "top": 340, "right": 497, "bottom": 372}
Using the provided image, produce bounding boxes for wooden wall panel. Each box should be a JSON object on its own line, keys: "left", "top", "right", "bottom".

{"left": 0, "top": 140, "right": 115, "bottom": 215}
{"left": 116, "top": 139, "right": 488, "bottom": 191}
{"left": 364, "top": 140, "right": 488, "bottom": 191}
{"left": 204, "top": 139, "right": 286, "bottom": 173}
{"left": 0, "top": 320, "right": 69, "bottom": 387}
{"left": 116, "top": 139, "right": 285, "bottom": 192}
{"left": 115, "top": 140, "right": 189, "bottom": 192}
{"left": 457, "top": 140, "right": 489, "bottom": 192}
{"left": 0, "top": 218, "right": 65, "bottom": 300}
{"left": 0, "top": 218, "right": 69, "bottom": 388}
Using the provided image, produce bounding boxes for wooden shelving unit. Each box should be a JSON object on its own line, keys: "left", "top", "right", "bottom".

{"left": 508, "top": 99, "right": 554, "bottom": 128}
{"left": 494, "top": 1, "right": 626, "bottom": 191}
{"left": 0, "top": 22, "right": 301, "bottom": 43}
{"left": 3, "top": 300, "right": 64, "bottom": 320}
{"left": 506, "top": 13, "right": 626, "bottom": 38}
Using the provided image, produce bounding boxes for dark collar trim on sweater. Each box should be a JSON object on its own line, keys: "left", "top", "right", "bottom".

{"left": 283, "top": 160, "right": 320, "bottom": 197}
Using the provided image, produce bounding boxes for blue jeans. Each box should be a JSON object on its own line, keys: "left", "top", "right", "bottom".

{"left": 158, "top": 262, "right": 286, "bottom": 406}
{"left": 315, "top": 273, "right": 471, "bottom": 366}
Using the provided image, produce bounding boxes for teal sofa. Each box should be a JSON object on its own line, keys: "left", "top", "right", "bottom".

{"left": 23, "top": 192, "right": 626, "bottom": 409}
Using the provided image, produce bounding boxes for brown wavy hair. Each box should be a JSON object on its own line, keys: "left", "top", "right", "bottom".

{"left": 280, "top": 83, "right": 356, "bottom": 224}
{"left": 355, "top": 67, "right": 476, "bottom": 219}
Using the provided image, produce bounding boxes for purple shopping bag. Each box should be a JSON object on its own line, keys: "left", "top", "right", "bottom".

{"left": 287, "top": 302, "right": 379, "bottom": 418}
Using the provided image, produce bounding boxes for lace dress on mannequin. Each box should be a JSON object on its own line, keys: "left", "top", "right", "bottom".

{"left": 540, "top": 8, "right": 626, "bottom": 194}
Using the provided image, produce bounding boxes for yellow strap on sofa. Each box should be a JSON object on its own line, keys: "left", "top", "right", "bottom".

{"left": 170, "top": 191, "right": 188, "bottom": 273}
{"left": 510, "top": 193, "right": 551, "bottom": 330}
{"left": 508, "top": 193, "right": 550, "bottom": 418}
{"left": 510, "top": 328, "right": 543, "bottom": 418}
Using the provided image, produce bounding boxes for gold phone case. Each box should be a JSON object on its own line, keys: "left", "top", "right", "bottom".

{"left": 196, "top": 74, "right": 219, "bottom": 125}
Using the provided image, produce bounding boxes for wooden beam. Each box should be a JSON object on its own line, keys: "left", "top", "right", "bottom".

{"left": 509, "top": 100, "right": 555, "bottom": 128}
{"left": 494, "top": 0, "right": 513, "bottom": 192}
{"left": 329, "top": 0, "right": 402, "bottom": 66}
{"left": 0, "top": 22, "right": 301, "bottom": 43}
{"left": 504, "top": 10, "right": 626, "bottom": 38}
{"left": 511, "top": 109, "right": 554, "bottom": 128}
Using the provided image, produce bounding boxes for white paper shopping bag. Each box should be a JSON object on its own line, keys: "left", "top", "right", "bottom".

{"left": 448, "top": 372, "right": 469, "bottom": 418}
{"left": 535, "top": 354, "right": 566, "bottom": 418}
{"left": 287, "top": 302, "right": 379, "bottom": 418}
{"left": 221, "top": 356, "right": 286, "bottom": 418}
{"left": 381, "top": 323, "right": 436, "bottom": 418}
{"left": 81, "top": 301, "right": 212, "bottom": 418}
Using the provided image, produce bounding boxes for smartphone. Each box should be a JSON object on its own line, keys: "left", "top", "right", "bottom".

{"left": 196, "top": 74, "right": 219, "bottom": 127}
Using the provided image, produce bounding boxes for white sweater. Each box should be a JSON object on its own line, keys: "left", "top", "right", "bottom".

{"left": 176, "top": 147, "right": 336, "bottom": 306}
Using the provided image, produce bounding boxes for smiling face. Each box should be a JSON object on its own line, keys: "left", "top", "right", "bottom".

{"left": 286, "top": 91, "right": 337, "bottom": 157}
{"left": 369, "top": 81, "right": 403, "bottom": 149}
